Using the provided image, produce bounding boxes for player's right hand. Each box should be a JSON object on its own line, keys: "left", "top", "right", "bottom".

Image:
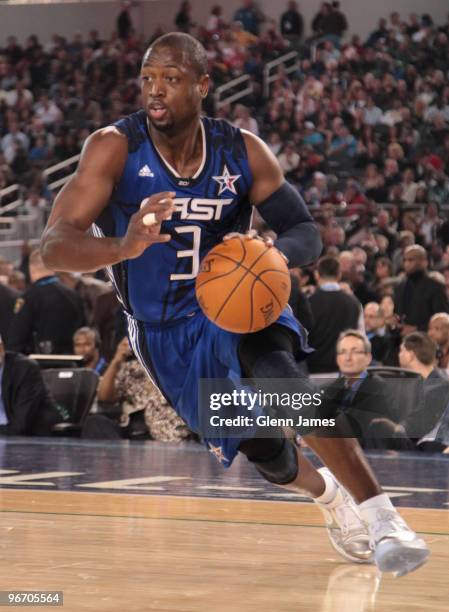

{"left": 119, "top": 191, "right": 176, "bottom": 259}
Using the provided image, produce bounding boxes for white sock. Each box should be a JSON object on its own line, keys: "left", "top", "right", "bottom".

{"left": 358, "top": 493, "right": 395, "bottom": 524}
{"left": 314, "top": 467, "right": 339, "bottom": 505}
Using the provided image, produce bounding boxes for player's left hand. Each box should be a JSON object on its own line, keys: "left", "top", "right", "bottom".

{"left": 224, "top": 229, "right": 273, "bottom": 246}
{"left": 223, "top": 230, "right": 288, "bottom": 263}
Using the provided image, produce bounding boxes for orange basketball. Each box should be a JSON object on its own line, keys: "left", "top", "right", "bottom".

{"left": 195, "top": 237, "right": 291, "bottom": 333}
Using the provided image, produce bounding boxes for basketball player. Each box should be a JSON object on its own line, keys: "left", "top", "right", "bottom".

{"left": 41, "top": 33, "right": 428, "bottom": 576}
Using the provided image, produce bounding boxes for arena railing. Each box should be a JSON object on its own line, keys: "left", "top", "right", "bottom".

{"left": 214, "top": 74, "right": 253, "bottom": 111}
{"left": 263, "top": 50, "right": 300, "bottom": 98}
{"left": 0, "top": 154, "right": 80, "bottom": 218}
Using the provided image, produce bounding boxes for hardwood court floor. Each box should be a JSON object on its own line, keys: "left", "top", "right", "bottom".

{"left": 0, "top": 440, "right": 448, "bottom": 611}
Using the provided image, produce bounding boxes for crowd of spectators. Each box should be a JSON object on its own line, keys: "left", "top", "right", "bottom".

{"left": 1, "top": 2, "right": 449, "bottom": 449}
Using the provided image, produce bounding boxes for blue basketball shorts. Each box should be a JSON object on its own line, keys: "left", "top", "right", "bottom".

{"left": 126, "top": 307, "right": 312, "bottom": 467}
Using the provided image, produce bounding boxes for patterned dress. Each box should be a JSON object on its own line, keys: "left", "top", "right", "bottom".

{"left": 116, "top": 359, "right": 192, "bottom": 442}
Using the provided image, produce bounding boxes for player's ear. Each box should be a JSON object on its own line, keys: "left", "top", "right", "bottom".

{"left": 199, "top": 74, "right": 210, "bottom": 99}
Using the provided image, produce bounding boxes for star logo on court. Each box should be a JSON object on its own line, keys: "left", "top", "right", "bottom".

{"left": 212, "top": 165, "right": 240, "bottom": 196}
{"left": 208, "top": 443, "right": 229, "bottom": 464}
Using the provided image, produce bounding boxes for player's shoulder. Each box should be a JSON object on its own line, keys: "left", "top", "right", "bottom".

{"left": 240, "top": 129, "right": 269, "bottom": 155}
{"left": 239, "top": 129, "right": 282, "bottom": 180}
{"left": 87, "top": 110, "right": 146, "bottom": 152}
{"left": 203, "top": 116, "right": 245, "bottom": 144}
{"left": 86, "top": 125, "right": 128, "bottom": 151}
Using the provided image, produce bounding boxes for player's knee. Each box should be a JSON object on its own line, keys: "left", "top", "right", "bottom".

{"left": 239, "top": 434, "right": 298, "bottom": 485}
{"left": 238, "top": 324, "right": 295, "bottom": 377}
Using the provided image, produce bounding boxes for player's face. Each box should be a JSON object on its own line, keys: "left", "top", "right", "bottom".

{"left": 140, "top": 47, "right": 208, "bottom": 133}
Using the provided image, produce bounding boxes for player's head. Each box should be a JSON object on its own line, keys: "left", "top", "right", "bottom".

{"left": 141, "top": 33, "right": 209, "bottom": 133}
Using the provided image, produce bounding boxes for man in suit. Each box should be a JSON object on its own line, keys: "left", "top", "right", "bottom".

{"left": 308, "top": 256, "right": 363, "bottom": 373}
{"left": 369, "top": 332, "right": 449, "bottom": 452}
{"left": 399, "top": 332, "right": 449, "bottom": 444}
{"left": 323, "top": 330, "right": 398, "bottom": 445}
{"left": 0, "top": 334, "right": 60, "bottom": 436}
{"left": 363, "top": 302, "right": 400, "bottom": 366}
{"left": 394, "top": 245, "right": 449, "bottom": 335}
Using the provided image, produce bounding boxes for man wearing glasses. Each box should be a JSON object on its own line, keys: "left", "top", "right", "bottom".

{"left": 324, "top": 330, "right": 397, "bottom": 444}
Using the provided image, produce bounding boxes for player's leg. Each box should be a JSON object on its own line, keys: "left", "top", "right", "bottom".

{"left": 238, "top": 321, "right": 429, "bottom": 576}
{"left": 238, "top": 430, "right": 373, "bottom": 563}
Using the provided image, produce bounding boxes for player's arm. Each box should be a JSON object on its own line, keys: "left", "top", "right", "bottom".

{"left": 41, "top": 127, "right": 175, "bottom": 272}
{"left": 242, "top": 130, "right": 322, "bottom": 267}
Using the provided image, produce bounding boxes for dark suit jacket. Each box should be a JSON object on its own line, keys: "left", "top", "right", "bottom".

{"left": 0, "top": 352, "right": 59, "bottom": 436}
{"left": 404, "top": 369, "right": 449, "bottom": 438}
{"left": 307, "top": 288, "right": 361, "bottom": 373}
{"left": 394, "top": 271, "right": 449, "bottom": 330}
{"left": 324, "top": 374, "right": 398, "bottom": 441}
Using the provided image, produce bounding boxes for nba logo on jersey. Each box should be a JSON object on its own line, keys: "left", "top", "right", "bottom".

{"left": 212, "top": 165, "right": 241, "bottom": 196}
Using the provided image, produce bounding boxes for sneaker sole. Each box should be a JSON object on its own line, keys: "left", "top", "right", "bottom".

{"left": 326, "top": 527, "right": 374, "bottom": 564}
{"left": 374, "top": 538, "right": 430, "bottom": 576}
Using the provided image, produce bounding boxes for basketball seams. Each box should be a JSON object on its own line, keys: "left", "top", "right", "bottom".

{"left": 213, "top": 246, "right": 275, "bottom": 323}
{"left": 196, "top": 238, "right": 290, "bottom": 333}
{"left": 195, "top": 238, "right": 246, "bottom": 290}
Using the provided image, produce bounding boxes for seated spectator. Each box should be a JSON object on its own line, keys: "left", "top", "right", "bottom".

{"left": 428, "top": 312, "right": 449, "bottom": 376}
{"left": 95, "top": 338, "right": 193, "bottom": 442}
{"left": 364, "top": 302, "right": 400, "bottom": 366}
{"left": 302, "top": 122, "right": 325, "bottom": 148}
{"left": 323, "top": 330, "right": 396, "bottom": 445}
{"left": 328, "top": 124, "right": 357, "bottom": 160}
{"left": 385, "top": 332, "right": 449, "bottom": 451}
{"left": 277, "top": 141, "right": 300, "bottom": 177}
{"left": 374, "top": 256, "right": 394, "bottom": 290}
{"left": 232, "top": 104, "right": 259, "bottom": 135}
{"left": 73, "top": 327, "right": 107, "bottom": 375}
{"left": 0, "top": 334, "right": 60, "bottom": 436}
{"left": 307, "top": 256, "right": 363, "bottom": 373}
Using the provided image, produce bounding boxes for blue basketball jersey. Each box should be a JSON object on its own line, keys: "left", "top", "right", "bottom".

{"left": 93, "top": 110, "right": 254, "bottom": 326}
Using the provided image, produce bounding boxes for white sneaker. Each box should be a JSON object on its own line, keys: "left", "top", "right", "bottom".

{"left": 368, "top": 508, "right": 430, "bottom": 577}
{"left": 315, "top": 468, "right": 373, "bottom": 564}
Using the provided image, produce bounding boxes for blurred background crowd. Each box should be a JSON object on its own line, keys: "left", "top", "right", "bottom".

{"left": 0, "top": 1, "right": 448, "bottom": 450}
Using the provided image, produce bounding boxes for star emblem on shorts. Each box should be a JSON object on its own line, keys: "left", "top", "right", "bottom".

{"left": 208, "top": 443, "right": 229, "bottom": 464}
{"left": 212, "top": 165, "right": 240, "bottom": 196}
